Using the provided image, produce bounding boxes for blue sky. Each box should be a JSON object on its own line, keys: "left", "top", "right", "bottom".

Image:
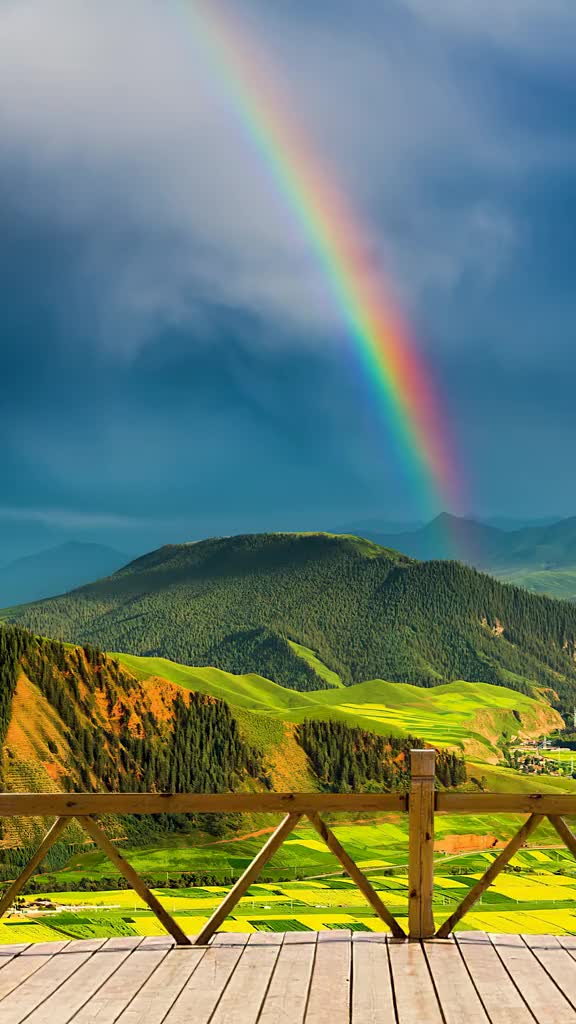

{"left": 1, "top": 0, "right": 575, "bottom": 555}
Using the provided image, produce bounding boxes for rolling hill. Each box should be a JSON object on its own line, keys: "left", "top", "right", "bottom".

{"left": 0, "top": 623, "right": 472, "bottom": 855}
{"left": 5, "top": 531, "right": 576, "bottom": 715}
{"left": 116, "top": 652, "right": 563, "bottom": 762}
{"left": 0, "top": 625, "right": 268, "bottom": 833}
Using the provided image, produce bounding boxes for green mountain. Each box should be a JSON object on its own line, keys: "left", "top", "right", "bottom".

{"left": 5, "top": 531, "right": 576, "bottom": 715}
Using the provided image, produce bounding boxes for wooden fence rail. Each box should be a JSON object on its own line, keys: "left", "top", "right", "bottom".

{"left": 2, "top": 749, "right": 576, "bottom": 943}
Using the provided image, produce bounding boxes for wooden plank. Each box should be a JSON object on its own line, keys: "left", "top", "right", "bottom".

{"left": 456, "top": 932, "right": 534, "bottom": 1024}
{"left": 388, "top": 937, "right": 443, "bottom": 1024}
{"left": 408, "top": 748, "right": 435, "bottom": 939}
{"left": 0, "top": 792, "right": 407, "bottom": 817}
{"left": 139, "top": 934, "right": 175, "bottom": 948}
{"left": 424, "top": 938, "right": 489, "bottom": 1024}
{"left": 0, "top": 940, "right": 71, "bottom": 1000}
{"left": 163, "top": 935, "right": 247, "bottom": 1024}
{"left": 305, "top": 930, "right": 351, "bottom": 1024}
{"left": 0, "top": 943, "right": 30, "bottom": 957}
{"left": 437, "top": 793, "right": 576, "bottom": 814}
{"left": 62, "top": 938, "right": 106, "bottom": 954}
{"left": 70, "top": 947, "right": 170, "bottom": 1024}
{"left": 209, "top": 932, "right": 283, "bottom": 1024}
{"left": 21, "top": 940, "right": 70, "bottom": 955}
{"left": 113, "top": 947, "right": 206, "bottom": 1024}
{"left": 559, "top": 934, "right": 576, "bottom": 960}
{"left": 522, "top": 933, "right": 576, "bottom": 1009}
{"left": 351, "top": 933, "right": 394, "bottom": 1024}
{"left": 489, "top": 932, "right": 576, "bottom": 1023}
{"left": 0, "top": 947, "right": 27, "bottom": 973}
{"left": 0, "top": 953, "right": 54, "bottom": 1001}
{"left": 98, "top": 936, "right": 144, "bottom": 951}
{"left": 0, "top": 950, "right": 92, "bottom": 1024}
{"left": 306, "top": 812, "right": 405, "bottom": 938}
{"left": 436, "top": 814, "right": 544, "bottom": 937}
{"left": 23, "top": 946, "right": 133, "bottom": 1024}
{"left": 258, "top": 931, "right": 317, "bottom": 1024}
{"left": 75, "top": 815, "right": 190, "bottom": 946}
{"left": 195, "top": 813, "right": 301, "bottom": 946}
{"left": 0, "top": 817, "right": 70, "bottom": 920}
{"left": 548, "top": 814, "right": 576, "bottom": 857}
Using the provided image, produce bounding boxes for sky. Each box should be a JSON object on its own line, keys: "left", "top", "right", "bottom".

{"left": 1, "top": 0, "right": 575, "bottom": 557}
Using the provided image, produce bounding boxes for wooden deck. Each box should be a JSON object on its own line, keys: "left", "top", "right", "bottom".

{"left": 1, "top": 931, "right": 576, "bottom": 1023}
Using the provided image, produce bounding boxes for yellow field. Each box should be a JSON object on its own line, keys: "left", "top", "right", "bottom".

{"left": 2, "top": 866, "right": 575, "bottom": 945}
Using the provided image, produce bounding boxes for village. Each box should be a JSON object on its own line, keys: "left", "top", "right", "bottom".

{"left": 511, "top": 738, "right": 576, "bottom": 777}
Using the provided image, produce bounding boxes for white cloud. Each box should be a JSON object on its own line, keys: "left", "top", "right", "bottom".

{"left": 0, "top": 0, "right": 550, "bottom": 355}
{"left": 398, "top": 0, "right": 575, "bottom": 54}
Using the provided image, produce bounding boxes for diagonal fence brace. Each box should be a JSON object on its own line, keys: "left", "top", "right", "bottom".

{"left": 306, "top": 811, "right": 406, "bottom": 938}
{"left": 436, "top": 812, "right": 544, "bottom": 938}
{"left": 547, "top": 813, "right": 576, "bottom": 860}
{"left": 0, "top": 816, "right": 70, "bottom": 920}
{"left": 195, "top": 812, "right": 302, "bottom": 946}
{"left": 76, "top": 814, "right": 191, "bottom": 946}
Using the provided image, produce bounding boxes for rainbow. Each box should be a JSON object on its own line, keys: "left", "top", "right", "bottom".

{"left": 184, "top": 0, "right": 462, "bottom": 519}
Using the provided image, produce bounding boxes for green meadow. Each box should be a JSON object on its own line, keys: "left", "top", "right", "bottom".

{"left": 116, "top": 652, "right": 553, "bottom": 759}
{"left": 287, "top": 640, "right": 344, "bottom": 688}
{"left": 498, "top": 567, "right": 576, "bottom": 601}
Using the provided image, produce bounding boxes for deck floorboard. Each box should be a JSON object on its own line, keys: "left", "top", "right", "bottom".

{"left": 489, "top": 932, "right": 576, "bottom": 1024}
{"left": 1, "top": 931, "right": 575, "bottom": 1023}
{"left": 455, "top": 932, "right": 535, "bottom": 1024}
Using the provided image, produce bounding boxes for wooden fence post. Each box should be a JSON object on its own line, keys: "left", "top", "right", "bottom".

{"left": 408, "top": 748, "right": 435, "bottom": 939}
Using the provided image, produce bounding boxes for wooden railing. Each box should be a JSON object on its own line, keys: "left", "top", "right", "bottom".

{"left": 1, "top": 749, "right": 576, "bottom": 943}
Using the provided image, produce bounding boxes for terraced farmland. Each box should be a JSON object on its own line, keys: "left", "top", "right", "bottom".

{"left": 3, "top": 852, "right": 576, "bottom": 944}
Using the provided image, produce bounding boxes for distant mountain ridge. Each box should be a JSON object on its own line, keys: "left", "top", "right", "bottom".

{"left": 6, "top": 531, "right": 576, "bottom": 715}
{"left": 0, "top": 541, "right": 129, "bottom": 607}
{"left": 365, "top": 513, "right": 576, "bottom": 581}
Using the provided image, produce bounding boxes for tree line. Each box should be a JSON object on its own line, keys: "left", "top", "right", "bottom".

{"left": 295, "top": 719, "right": 466, "bottom": 793}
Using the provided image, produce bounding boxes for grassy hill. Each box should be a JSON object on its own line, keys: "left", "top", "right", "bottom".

{"left": 117, "top": 653, "right": 562, "bottom": 762}
{"left": 0, "top": 623, "right": 468, "bottom": 850}
{"left": 6, "top": 532, "right": 576, "bottom": 715}
{"left": 495, "top": 567, "right": 576, "bottom": 601}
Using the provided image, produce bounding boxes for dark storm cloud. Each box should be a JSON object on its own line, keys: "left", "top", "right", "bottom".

{"left": 0, "top": 0, "right": 575, "bottom": 544}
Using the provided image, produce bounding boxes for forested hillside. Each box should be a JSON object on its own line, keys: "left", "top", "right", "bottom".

{"left": 296, "top": 720, "right": 466, "bottom": 793}
{"left": 7, "top": 532, "right": 576, "bottom": 715}
{"left": 0, "top": 622, "right": 472, "bottom": 878}
{"left": 0, "top": 625, "right": 266, "bottom": 823}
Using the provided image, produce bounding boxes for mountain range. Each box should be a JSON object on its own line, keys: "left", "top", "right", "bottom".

{"left": 5, "top": 531, "right": 576, "bottom": 716}
{"left": 358, "top": 513, "right": 576, "bottom": 599}
{"left": 0, "top": 542, "right": 129, "bottom": 607}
